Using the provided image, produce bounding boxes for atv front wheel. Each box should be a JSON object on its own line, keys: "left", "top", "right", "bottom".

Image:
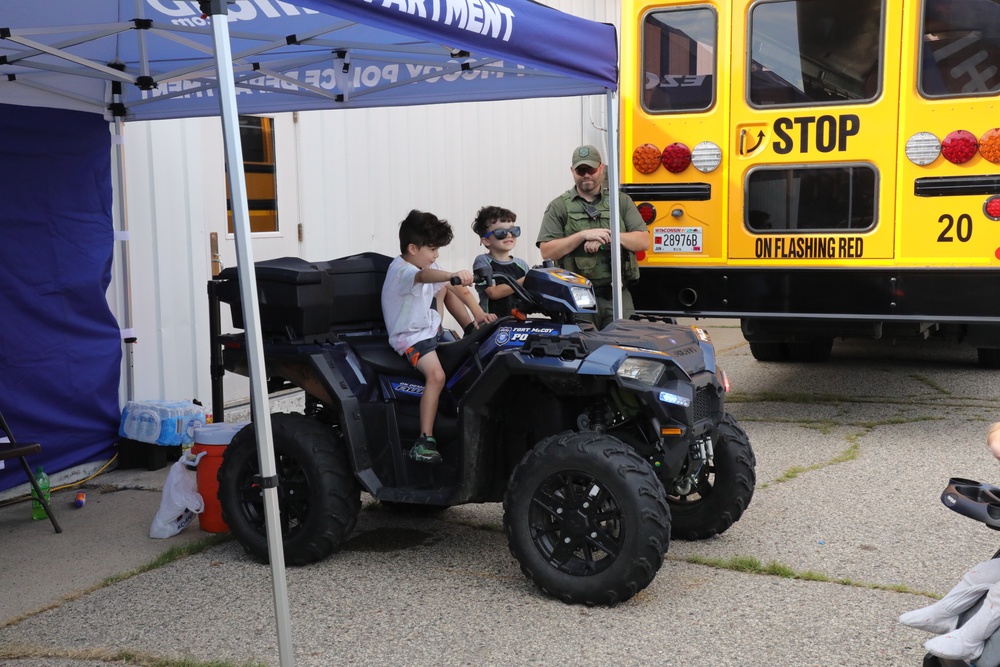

{"left": 503, "top": 432, "right": 671, "bottom": 606}
{"left": 667, "top": 413, "right": 756, "bottom": 540}
{"left": 218, "top": 413, "right": 360, "bottom": 565}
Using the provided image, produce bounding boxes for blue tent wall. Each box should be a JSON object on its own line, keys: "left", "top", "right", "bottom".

{"left": 0, "top": 103, "right": 120, "bottom": 492}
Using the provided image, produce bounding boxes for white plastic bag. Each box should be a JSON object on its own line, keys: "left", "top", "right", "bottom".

{"left": 149, "top": 458, "right": 205, "bottom": 538}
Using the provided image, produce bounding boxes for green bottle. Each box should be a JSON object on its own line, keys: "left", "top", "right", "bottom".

{"left": 31, "top": 466, "right": 50, "bottom": 521}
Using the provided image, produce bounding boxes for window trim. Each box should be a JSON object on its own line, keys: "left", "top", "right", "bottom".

{"left": 745, "top": 0, "right": 887, "bottom": 110}
{"left": 639, "top": 4, "right": 719, "bottom": 115}
{"left": 917, "top": 0, "right": 1000, "bottom": 100}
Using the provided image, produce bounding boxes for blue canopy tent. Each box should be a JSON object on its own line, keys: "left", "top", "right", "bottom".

{"left": 0, "top": 1, "right": 619, "bottom": 663}
{"left": 0, "top": 0, "right": 622, "bottom": 479}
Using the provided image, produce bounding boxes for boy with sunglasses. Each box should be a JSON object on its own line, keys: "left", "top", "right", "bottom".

{"left": 536, "top": 144, "right": 650, "bottom": 328}
{"left": 471, "top": 206, "right": 531, "bottom": 319}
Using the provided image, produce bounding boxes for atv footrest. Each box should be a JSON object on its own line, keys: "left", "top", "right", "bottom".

{"left": 376, "top": 487, "right": 453, "bottom": 506}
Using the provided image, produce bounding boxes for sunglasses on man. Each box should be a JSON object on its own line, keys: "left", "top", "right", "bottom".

{"left": 482, "top": 225, "right": 521, "bottom": 240}
{"left": 574, "top": 165, "right": 598, "bottom": 176}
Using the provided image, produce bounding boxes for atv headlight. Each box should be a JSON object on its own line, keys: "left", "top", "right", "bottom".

{"left": 658, "top": 391, "right": 691, "bottom": 407}
{"left": 616, "top": 358, "right": 665, "bottom": 384}
{"left": 571, "top": 286, "right": 596, "bottom": 309}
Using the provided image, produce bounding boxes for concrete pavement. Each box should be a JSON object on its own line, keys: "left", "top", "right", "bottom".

{"left": 1, "top": 320, "right": 998, "bottom": 666}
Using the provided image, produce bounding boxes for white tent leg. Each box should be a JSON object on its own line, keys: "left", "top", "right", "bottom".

{"left": 605, "top": 89, "right": 623, "bottom": 322}
{"left": 111, "top": 118, "right": 135, "bottom": 402}
{"left": 206, "top": 2, "right": 295, "bottom": 666}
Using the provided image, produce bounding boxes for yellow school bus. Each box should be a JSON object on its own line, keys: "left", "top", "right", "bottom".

{"left": 620, "top": 0, "right": 1000, "bottom": 365}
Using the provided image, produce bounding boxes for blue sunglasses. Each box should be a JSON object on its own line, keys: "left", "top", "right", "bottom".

{"left": 483, "top": 226, "right": 521, "bottom": 240}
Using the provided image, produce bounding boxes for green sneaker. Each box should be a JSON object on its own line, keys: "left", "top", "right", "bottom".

{"left": 409, "top": 435, "right": 442, "bottom": 463}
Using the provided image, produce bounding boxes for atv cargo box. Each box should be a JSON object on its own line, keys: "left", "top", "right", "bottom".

{"left": 217, "top": 252, "right": 391, "bottom": 340}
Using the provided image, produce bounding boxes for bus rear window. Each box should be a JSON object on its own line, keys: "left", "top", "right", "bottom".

{"left": 749, "top": 0, "right": 882, "bottom": 107}
{"left": 920, "top": 0, "right": 1000, "bottom": 97}
{"left": 641, "top": 7, "right": 716, "bottom": 112}
{"left": 746, "top": 165, "right": 878, "bottom": 232}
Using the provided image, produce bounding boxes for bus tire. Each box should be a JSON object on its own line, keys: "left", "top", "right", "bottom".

{"left": 748, "top": 341, "right": 789, "bottom": 362}
{"left": 788, "top": 337, "right": 833, "bottom": 362}
{"left": 978, "top": 348, "right": 1000, "bottom": 369}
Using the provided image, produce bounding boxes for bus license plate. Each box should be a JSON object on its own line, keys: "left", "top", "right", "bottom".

{"left": 654, "top": 227, "right": 703, "bottom": 253}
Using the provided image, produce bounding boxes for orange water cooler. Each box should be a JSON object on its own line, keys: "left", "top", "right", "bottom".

{"left": 191, "top": 422, "right": 249, "bottom": 533}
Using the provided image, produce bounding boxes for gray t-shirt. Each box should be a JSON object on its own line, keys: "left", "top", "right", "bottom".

{"left": 473, "top": 254, "right": 530, "bottom": 318}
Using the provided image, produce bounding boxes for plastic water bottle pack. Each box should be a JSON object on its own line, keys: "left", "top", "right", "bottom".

{"left": 119, "top": 400, "right": 206, "bottom": 446}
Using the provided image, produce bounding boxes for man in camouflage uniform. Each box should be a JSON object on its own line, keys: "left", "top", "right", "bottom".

{"left": 537, "top": 145, "right": 650, "bottom": 328}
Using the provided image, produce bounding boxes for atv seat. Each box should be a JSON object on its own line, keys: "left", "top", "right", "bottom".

{"left": 352, "top": 321, "right": 499, "bottom": 377}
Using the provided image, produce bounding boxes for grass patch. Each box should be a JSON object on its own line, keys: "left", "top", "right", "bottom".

{"left": 727, "top": 391, "right": 987, "bottom": 408}
{"left": 103, "top": 534, "right": 233, "bottom": 586}
{"left": 752, "top": 416, "right": 941, "bottom": 489}
{"left": 762, "top": 441, "right": 860, "bottom": 488}
{"left": 909, "top": 373, "right": 951, "bottom": 395}
{"left": 684, "top": 554, "right": 939, "bottom": 599}
{"left": 1, "top": 534, "right": 232, "bottom": 629}
{"left": 726, "top": 391, "right": 869, "bottom": 405}
{"left": 0, "top": 644, "right": 266, "bottom": 666}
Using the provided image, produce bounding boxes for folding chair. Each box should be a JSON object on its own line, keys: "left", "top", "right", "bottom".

{"left": 0, "top": 410, "right": 62, "bottom": 533}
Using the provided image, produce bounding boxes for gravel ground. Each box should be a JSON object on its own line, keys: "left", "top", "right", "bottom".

{"left": 1, "top": 322, "right": 997, "bottom": 667}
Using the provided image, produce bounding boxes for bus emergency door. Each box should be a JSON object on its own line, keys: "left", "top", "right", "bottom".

{"left": 727, "top": 0, "right": 901, "bottom": 263}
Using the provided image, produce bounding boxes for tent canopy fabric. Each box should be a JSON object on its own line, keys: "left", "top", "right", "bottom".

{"left": 0, "top": 0, "right": 618, "bottom": 120}
{"left": 0, "top": 1, "right": 619, "bottom": 491}
{"left": 0, "top": 103, "right": 120, "bottom": 492}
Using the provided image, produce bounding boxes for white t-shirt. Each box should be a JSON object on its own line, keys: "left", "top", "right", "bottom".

{"left": 381, "top": 255, "right": 447, "bottom": 355}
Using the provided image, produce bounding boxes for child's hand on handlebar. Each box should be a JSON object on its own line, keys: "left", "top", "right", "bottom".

{"left": 475, "top": 312, "right": 498, "bottom": 327}
{"left": 450, "top": 270, "right": 474, "bottom": 287}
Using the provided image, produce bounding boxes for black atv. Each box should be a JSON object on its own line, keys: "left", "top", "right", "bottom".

{"left": 207, "top": 252, "right": 756, "bottom": 605}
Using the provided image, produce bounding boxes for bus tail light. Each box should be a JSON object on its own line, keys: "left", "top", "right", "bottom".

{"left": 979, "top": 129, "right": 1000, "bottom": 164}
{"left": 661, "top": 142, "right": 692, "bottom": 173}
{"left": 637, "top": 202, "right": 656, "bottom": 224}
{"left": 633, "top": 143, "right": 662, "bottom": 174}
{"left": 941, "top": 130, "right": 978, "bottom": 164}
{"left": 905, "top": 132, "right": 941, "bottom": 165}
{"left": 985, "top": 196, "right": 1000, "bottom": 221}
{"left": 691, "top": 141, "right": 722, "bottom": 173}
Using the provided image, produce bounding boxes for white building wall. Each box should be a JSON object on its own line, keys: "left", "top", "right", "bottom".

{"left": 108, "top": 1, "right": 622, "bottom": 414}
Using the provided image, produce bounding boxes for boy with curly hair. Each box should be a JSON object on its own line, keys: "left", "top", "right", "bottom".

{"left": 381, "top": 210, "right": 496, "bottom": 463}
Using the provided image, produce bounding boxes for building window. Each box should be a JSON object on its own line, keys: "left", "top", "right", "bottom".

{"left": 227, "top": 115, "right": 277, "bottom": 234}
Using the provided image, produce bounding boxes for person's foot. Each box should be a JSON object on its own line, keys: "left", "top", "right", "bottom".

{"left": 899, "top": 606, "right": 959, "bottom": 634}
{"left": 924, "top": 630, "right": 985, "bottom": 661}
{"left": 409, "top": 435, "right": 442, "bottom": 463}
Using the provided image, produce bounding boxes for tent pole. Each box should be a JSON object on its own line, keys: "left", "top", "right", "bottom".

{"left": 111, "top": 118, "right": 136, "bottom": 402}
{"left": 205, "top": 2, "right": 295, "bottom": 666}
{"left": 605, "top": 89, "right": 623, "bottom": 322}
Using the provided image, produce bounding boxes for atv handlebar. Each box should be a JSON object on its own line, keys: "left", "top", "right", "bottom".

{"left": 941, "top": 478, "right": 1000, "bottom": 530}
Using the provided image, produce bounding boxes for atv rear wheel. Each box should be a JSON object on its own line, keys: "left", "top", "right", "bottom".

{"left": 218, "top": 413, "right": 360, "bottom": 565}
{"left": 503, "top": 431, "right": 671, "bottom": 606}
{"left": 667, "top": 413, "right": 756, "bottom": 540}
